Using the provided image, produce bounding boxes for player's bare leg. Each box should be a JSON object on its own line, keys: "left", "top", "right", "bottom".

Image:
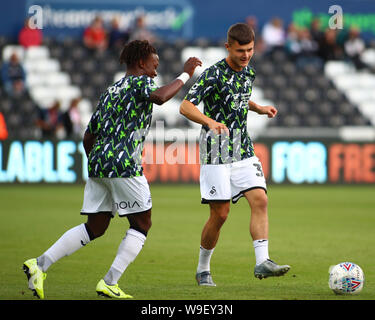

{"left": 201, "top": 201, "right": 230, "bottom": 249}
{"left": 243, "top": 188, "right": 268, "bottom": 241}
{"left": 244, "top": 188, "right": 290, "bottom": 279}
{"left": 99, "top": 209, "right": 152, "bottom": 298}
{"left": 86, "top": 213, "right": 112, "bottom": 239}
{"left": 196, "top": 201, "right": 230, "bottom": 286}
{"left": 127, "top": 209, "right": 152, "bottom": 235}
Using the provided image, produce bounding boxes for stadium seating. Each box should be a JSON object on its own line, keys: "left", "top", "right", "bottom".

{"left": 0, "top": 36, "right": 373, "bottom": 140}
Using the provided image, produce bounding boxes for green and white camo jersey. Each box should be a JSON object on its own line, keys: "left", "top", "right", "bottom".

{"left": 185, "top": 58, "right": 256, "bottom": 165}
{"left": 86, "top": 75, "right": 157, "bottom": 178}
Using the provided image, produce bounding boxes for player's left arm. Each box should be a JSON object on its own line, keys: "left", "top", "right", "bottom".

{"left": 83, "top": 130, "right": 97, "bottom": 157}
{"left": 248, "top": 100, "right": 277, "bottom": 118}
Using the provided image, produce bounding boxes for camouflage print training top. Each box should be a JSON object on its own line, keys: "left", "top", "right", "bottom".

{"left": 86, "top": 75, "right": 157, "bottom": 178}
{"left": 185, "top": 58, "right": 256, "bottom": 165}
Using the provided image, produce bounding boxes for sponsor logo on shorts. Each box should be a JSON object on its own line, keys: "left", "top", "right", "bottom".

{"left": 209, "top": 186, "right": 216, "bottom": 195}
{"left": 114, "top": 201, "right": 141, "bottom": 210}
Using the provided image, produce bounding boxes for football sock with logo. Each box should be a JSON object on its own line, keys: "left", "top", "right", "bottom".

{"left": 196, "top": 246, "right": 215, "bottom": 273}
{"left": 253, "top": 239, "right": 270, "bottom": 265}
{"left": 103, "top": 228, "right": 146, "bottom": 286}
{"left": 37, "top": 223, "right": 91, "bottom": 272}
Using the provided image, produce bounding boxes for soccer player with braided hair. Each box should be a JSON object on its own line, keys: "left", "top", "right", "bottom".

{"left": 23, "top": 40, "right": 201, "bottom": 299}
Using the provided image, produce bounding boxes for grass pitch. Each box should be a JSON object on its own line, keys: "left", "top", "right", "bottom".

{"left": 0, "top": 184, "right": 374, "bottom": 300}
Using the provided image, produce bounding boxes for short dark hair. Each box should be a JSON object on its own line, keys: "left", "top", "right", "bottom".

{"left": 119, "top": 40, "right": 157, "bottom": 67}
{"left": 227, "top": 23, "right": 255, "bottom": 45}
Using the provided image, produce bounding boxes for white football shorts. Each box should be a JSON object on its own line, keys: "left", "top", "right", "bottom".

{"left": 200, "top": 156, "right": 267, "bottom": 204}
{"left": 81, "top": 176, "right": 152, "bottom": 217}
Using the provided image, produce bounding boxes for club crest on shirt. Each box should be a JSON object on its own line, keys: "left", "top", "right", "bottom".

{"left": 232, "top": 92, "right": 251, "bottom": 110}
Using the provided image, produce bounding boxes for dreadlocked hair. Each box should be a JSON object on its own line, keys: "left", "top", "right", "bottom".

{"left": 119, "top": 40, "right": 157, "bottom": 67}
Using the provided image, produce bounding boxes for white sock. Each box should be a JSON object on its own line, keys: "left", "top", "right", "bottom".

{"left": 196, "top": 246, "right": 215, "bottom": 273}
{"left": 37, "top": 223, "right": 91, "bottom": 272}
{"left": 253, "top": 239, "right": 270, "bottom": 265}
{"left": 104, "top": 228, "right": 146, "bottom": 285}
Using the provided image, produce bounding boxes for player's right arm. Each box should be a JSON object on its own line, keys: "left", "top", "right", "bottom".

{"left": 180, "top": 100, "right": 228, "bottom": 134}
{"left": 180, "top": 68, "right": 228, "bottom": 134}
{"left": 149, "top": 57, "right": 202, "bottom": 105}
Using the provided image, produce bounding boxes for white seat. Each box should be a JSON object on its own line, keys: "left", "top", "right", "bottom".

{"left": 25, "top": 46, "right": 49, "bottom": 61}
{"left": 55, "top": 85, "right": 81, "bottom": 101}
{"left": 332, "top": 75, "right": 357, "bottom": 91}
{"left": 361, "top": 48, "right": 375, "bottom": 67}
{"left": 30, "top": 86, "right": 56, "bottom": 109}
{"left": 358, "top": 102, "right": 375, "bottom": 118}
{"left": 23, "top": 59, "right": 60, "bottom": 73}
{"left": 356, "top": 73, "right": 375, "bottom": 89}
{"left": 152, "top": 98, "right": 181, "bottom": 127}
{"left": 77, "top": 98, "right": 93, "bottom": 117}
{"left": 250, "top": 86, "right": 264, "bottom": 101}
{"left": 23, "top": 60, "right": 39, "bottom": 73}
{"left": 324, "top": 61, "right": 354, "bottom": 78}
{"left": 181, "top": 47, "right": 203, "bottom": 63}
{"left": 204, "top": 47, "right": 227, "bottom": 66}
{"left": 182, "top": 46, "right": 226, "bottom": 70}
{"left": 346, "top": 88, "right": 373, "bottom": 105}
{"left": 26, "top": 73, "right": 45, "bottom": 88}
{"left": 45, "top": 72, "right": 70, "bottom": 86}
{"left": 31, "top": 59, "right": 60, "bottom": 73}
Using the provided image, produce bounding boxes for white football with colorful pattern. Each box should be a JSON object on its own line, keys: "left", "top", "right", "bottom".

{"left": 328, "top": 262, "right": 364, "bottom": 294}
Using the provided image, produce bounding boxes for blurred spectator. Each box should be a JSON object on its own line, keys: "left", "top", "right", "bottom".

{"left": 246, "top": 15, "right": 259, "bottom": 34}
{"left": 1, "top": 52, "right": 26, "bottom": 97}
{"left": 62, "top": 98, "right": 82, "bottom": 138}
{"left": 344, "top": 27, "right": 367, "bottom": 70}
{"left": 36, "top": 101, "right": 64, "bottom": 138}
{"left": 286, "top": 24, "right": 322, "bottom": 68}
{"left": 129, "top": 15, "right": 157, "bottom": 43}
{"left": 285, "top": 23, "right": 300, "bottom": 56}
{"left": 18, "top": 17, "right": 42, "bottom": 48}
{"left": 298, "top": 28, "right": 322, "bottom": 68}
{"left": 83, "top": 16, "right": 108, "bottom": 52}
{"left": 318, "top": 29, "right": 344, "bottom": 61}
{"left": 108, "top": 17, "right": 130, "bottom": 51}
{"left": 310, "top": 18, "right": 324, "bottom": 44}
{"left": 261, "top": 17, "right": 285, "bottom": 53}
{"left": 246, "top": 15, "right": 265, "bottom": 56}
{"left": 0, "top": 112, "right": 8, "bottom": 140}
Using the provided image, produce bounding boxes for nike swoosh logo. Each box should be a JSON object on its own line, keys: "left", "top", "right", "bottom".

{"left": 107, "top": 286, "right": 121, "bottom": 296}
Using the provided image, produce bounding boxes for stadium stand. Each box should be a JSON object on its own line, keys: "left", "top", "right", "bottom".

{"left": 0, "top": 30, "right": 373, "bottom": 140}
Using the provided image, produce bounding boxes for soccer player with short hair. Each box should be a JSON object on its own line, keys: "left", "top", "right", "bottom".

{"left": 23, "top": 40, "right": 201, "bottom": 299}
{"left": 180, "top": 23, "right": 290, "bottom": 286}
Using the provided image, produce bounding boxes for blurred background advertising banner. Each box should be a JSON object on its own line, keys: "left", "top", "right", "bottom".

{"left": 2, "top": 0, "right": 375, "bottom": 40}
{"left": 0, "top": 140, "right": 374, "bottom": 184}
{"left": 4, "top": 0, "right": 375, "bottom": 40}
{"left": 23, "top": 0, "right": 194, "bottom": 40}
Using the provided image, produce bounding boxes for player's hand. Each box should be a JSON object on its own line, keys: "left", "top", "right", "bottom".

{"left": 207, "top": 119, "right": 229, "bottom": 135}
{"left": 183, "top": 57, "right": 202, "bottom": 78}
{"left": 261, "top": 105, "right": 278, "bottom": 118}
